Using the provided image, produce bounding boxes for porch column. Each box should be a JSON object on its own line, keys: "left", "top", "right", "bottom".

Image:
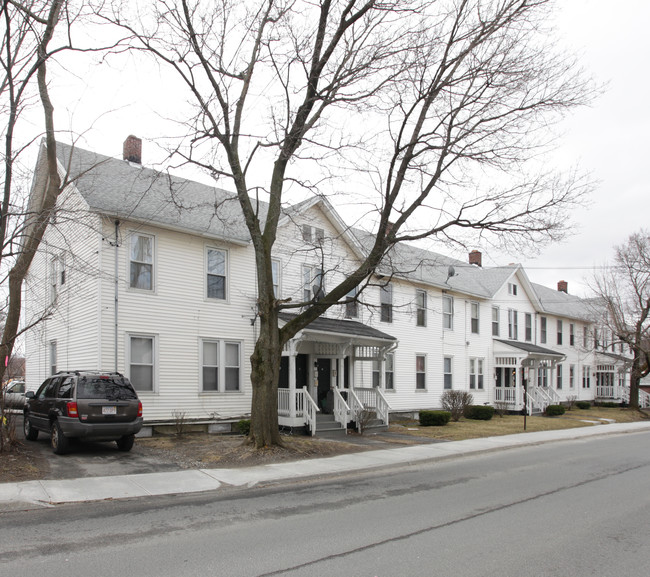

{"left": 288, "top": 341, "right": 297, "bottom": 421}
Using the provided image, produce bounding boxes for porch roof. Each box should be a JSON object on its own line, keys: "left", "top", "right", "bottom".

{"left": 494, "top": 339, "right": 565, "bottom": 359}
{"left": 278, "top": 313, "right": 397, "bottom": 344}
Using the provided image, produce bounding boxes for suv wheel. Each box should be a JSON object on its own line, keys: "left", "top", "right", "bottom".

{"left": 51, "top": 420, "right": 70, "bottom": 455}
{"left": 116, "top": 434, "right": 135, "bottom": 452}
{"left": 23, "top": 415, "right": 38, "bottom": 441}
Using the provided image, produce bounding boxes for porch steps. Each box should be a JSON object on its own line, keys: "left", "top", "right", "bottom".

{"left": 314, "top": 413, "right": 347, "bottom": 438}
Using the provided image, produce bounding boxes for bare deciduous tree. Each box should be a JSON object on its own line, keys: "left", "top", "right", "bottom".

{"left": 590, "top": 231, "right": 650, "bottom": 411}
{"left": 0, "top": 1, "right": 68, "bottom": 452}
{"left": 102, "top": 0, "right": 594, "bottom": 447}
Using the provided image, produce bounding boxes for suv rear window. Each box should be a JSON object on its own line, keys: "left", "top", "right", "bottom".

{"left": 76, "top": 376, "right": 139, "bottom": 401}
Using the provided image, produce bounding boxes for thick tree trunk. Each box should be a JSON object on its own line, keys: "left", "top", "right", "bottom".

{"left": 629, "top": 359, "right": 641, "bottom": 410}
{"left": 248, "top": 307, "right": 283, "bottom": 448}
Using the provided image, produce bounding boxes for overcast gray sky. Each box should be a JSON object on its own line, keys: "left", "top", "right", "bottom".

{"left": 47, "top": 0, "right": 649, "bottom": 298}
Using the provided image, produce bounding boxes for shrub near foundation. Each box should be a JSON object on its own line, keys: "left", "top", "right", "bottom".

{"left": 465, "top": 405, "right": 495, "bottom": 421}
{"left": 419, "top": 410, "right": 451, "bottom": 426}
{"left": 576, "top": 401, "right": 591, "bottom": 410}
{"left": 545, "top": 404, "right": 566, "bottom": 416}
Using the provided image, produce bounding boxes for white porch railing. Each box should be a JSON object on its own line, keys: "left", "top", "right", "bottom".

{"left": 278, "top": 388, "right": 291, "bottom": 417}
{"left": 333, "top": 388, "right": 351, "bottom": 432}
{"left": 353, "top": 387, "right": 391, "bottom": 426}
{"left": 597, "top": 385, "right": 617, "bottom": 399}
{"left": 347, "top": 389, "right": 363, "bottom": 432}
{"left": 621, "top": 386, "right": 650, "bottom": 408}
{"left": 494, "top": 387, "right": 519, "bottom": 405}
{"left": 546, "top": 387, "right": 561, "bottom": 404}
{"left": 300, "top": 389, "right": 319, "bottom": 436}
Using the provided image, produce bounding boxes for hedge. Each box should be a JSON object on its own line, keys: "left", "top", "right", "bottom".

{"left": 465, "top": 405, "right": 495, "bottom": 421}
{"left": 545, "top": 404, "right": 565, "bottom": 416}
{"left": 419, "top": 410, "right": 451, "bottom": 426}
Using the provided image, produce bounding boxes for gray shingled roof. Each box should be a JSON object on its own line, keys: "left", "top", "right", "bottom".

{"left": 54, "top": 142, "right": 594, "bottom": 319}
{"left": 278, "top": 313, "right": 396, "bottom": 342}
{"left": 56, "top": 142, "right": 259, "bottom": 244}
{"left": 351, "top": 228, "right": 516, "bottom": 298}
{"left": 532, "top": 282, "right": 595, "bottom": 321}
{"left": 495, "top": 339, "right": 565, "bottom": 357}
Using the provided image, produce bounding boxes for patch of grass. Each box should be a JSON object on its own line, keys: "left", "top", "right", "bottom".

{"left": 389, "top": 407, "right": 648, "bottom": 442}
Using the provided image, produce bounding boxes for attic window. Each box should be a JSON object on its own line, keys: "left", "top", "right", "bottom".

{"left": 301, "top": 225, "right": 324, "bottom": 244}
{"left": 508, "top": 282, "right": 518, "bottom": 296}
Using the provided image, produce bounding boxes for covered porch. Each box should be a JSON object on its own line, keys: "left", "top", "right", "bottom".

{"left": 493, "top": 340, "right": 565, "bottom": 414}
{"left": 277, "top": 314, "right": 397, "bottom": 435}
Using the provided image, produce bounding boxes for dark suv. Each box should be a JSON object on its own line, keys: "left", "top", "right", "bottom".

{"left": 23, "top": 371, "right": 143, "bottom": 454}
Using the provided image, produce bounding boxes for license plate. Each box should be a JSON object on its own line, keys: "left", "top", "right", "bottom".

{"left": 102, "top": 406, "right": 117, "bottom": 415}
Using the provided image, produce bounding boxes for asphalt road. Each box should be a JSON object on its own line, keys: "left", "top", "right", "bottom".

{"left": 1, "top": 430, "right": 649, "bottom": 577}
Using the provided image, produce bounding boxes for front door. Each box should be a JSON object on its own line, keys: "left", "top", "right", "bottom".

{"left": 316, "top": 359, "right": 332, "bottom": 413}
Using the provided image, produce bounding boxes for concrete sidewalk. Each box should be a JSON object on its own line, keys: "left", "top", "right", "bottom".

{"left": 3, "top": 421, "right": 650, "bottom": 509}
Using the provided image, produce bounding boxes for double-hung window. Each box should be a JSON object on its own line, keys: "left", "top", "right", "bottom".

{"left": 540, "top": 317, "right": 547, "bottom": 343}
{"left": 416, "top": 289, "right": 427, "bottom": 327}
{"left": 201, "top": 339, "right": 241, "bottom": 392}
{"left": 569, "top": 324, "right": 575, "bottom": 346}
{"left": 525, "top": 313, "right": 532, "bottom": 342}
{"left": 130, "top": 233, "right": 154, "bottom": 290}
{"left": 569, "top": 365, "right": 575, "bottom": 388}
{"left": 345, "top": 286, "right": 358, "bottom": 318}
{"left": 471, "top": 302, "right": 479, "bottom": 334}
{"left": 207, "top": 248, "right": 227, "bottom": 300}
{"left": 416, "top": 355, "right": 426, "bottom": 390}
{"left": 271, "top": 259, "right": 280, "bottom": 298}
{"left": 557, "top": 320, "right": 563, "bottom": 345}
{"left": 508, "top": 309, "right": 518, "bottom": 340}
{"left": 443, "top": 356, "right": 453, "bottom": 389}
{"left": 372, "top": 353, "right": 394, "bottom": 389}
{"left": 50, "top": 341, "right": 57, "bottom": 375}
{"left": 380, "top": 283, "right": 393, "bottom": 323}
{"left": 492, "top": 307, "right": 500, "bottom": 336}
{"left": 303, "top": 265, "right": 325, "bottom": 303}
{"left": 469, "top": 358, "right": 484, "bottom": 389}
{"left": 556, "top": 364, "right": 563, "bottom": 389}
{"left": 129, "top": 335, "right": 155, "bottom": 392}
{"left": 50, "top": 258, "right": 58, "bottom": 303}
{"left": 443, "top": 295, "right": 454, "bottom": 330}
{"left": 582, "top": 365, "right": 591, "bottom": 388}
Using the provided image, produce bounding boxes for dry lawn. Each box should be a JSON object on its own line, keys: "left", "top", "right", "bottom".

{"left": 389, "top": 407, "right": 649, "bottom": 442}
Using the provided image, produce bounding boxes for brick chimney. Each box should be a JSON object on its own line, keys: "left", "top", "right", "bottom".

{"left": 123, "top": 135, "right": 142, "bottom": 164}
{"left": 557, "top": 280, "right": 568, "bottom": 294}
{"left": 469, "top": 250, "right": 482, "bottom": 267}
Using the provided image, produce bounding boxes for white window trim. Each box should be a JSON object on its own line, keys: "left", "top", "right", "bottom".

{"left": 469, "top": 357, "right": 484, "bottom": 390}
{"left": 443, "top": 295, "right": 454, "bottom": 330}
{"left": 470, "top": 301, "right": 479, "bottom": 334}
{"left": 443, "top": 355, "right": 453, "bottom": 390}
{"left": 492, "top": 306, "right": 500, "bottom": 337}
{"left": 128, "top": 231, "right": 156, "bottom": 292}
{"left": 272, "top": 259, "right": 281, "bottom": 298}
{"left": 127, "top": 333, "right": 158, "bottom": 393}
{"left": 416, "top": 289, "right": 427, "bottom": 327}
{"left": 199, "top": 338, "right": 243, "bottom": 393}
{"left": 415, "top": 353, "right": 427, "bottom": 390}
{"left": 205, "top": 245, "right": 229, "bottom": 301}
{"left": 50, "top": 340, "right": 57, "bottom": 375}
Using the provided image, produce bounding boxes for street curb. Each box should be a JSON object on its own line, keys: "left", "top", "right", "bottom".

{"left": 2, "top": 421, "right": 650, "bottom": 508}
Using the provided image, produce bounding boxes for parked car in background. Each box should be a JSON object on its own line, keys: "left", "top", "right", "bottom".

{"left": 2, "top": 380, "right": 26, "bottom": 411}
{"left": 23, "top": 371, "right": 143, "bottom": 454}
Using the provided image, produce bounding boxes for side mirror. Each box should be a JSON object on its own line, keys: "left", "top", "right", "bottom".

{"left": 25, "top": 391, "right": 35, "bottom": 399}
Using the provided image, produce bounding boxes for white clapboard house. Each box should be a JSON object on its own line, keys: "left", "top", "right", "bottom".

{"left": 23, "top": 137, "right": 636, "bottom": 435}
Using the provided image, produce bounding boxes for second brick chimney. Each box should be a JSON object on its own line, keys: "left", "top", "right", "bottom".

{"left": 469, "top": 250, "right": 482, "bottom": 267}
{"left": 123, "top": 135, "right": 142, "bottom": 164}
{"left": 557, "top": 280, "right": 568, "bottom": 294}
